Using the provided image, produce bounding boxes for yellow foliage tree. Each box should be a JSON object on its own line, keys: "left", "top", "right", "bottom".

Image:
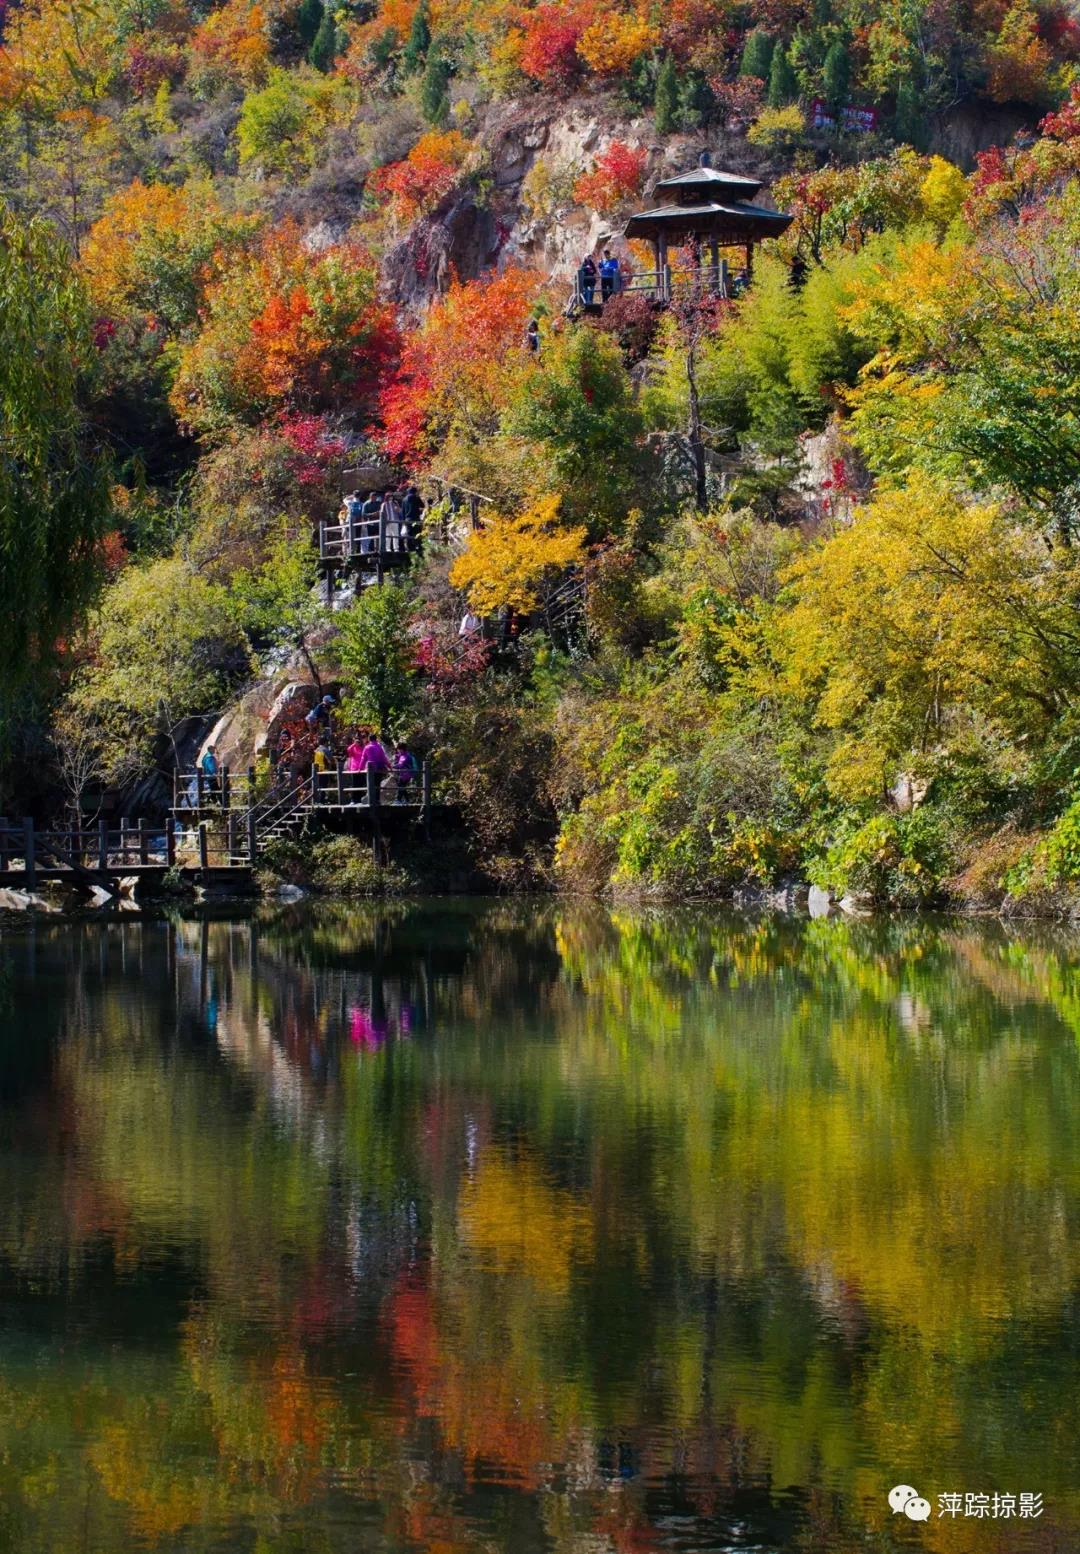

{"left": 772, "top": 475, "right": 1080, "bottom": 798}
{"left": 577, "top": 9, "right": 659, "bottom": 74}
{"left": 448, "top": 493, "right": 587, "bottom": 613}
{"left": 919, "top": 155, "right": 968, "bottom": 229}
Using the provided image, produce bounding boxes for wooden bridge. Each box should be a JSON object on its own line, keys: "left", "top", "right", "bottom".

{"left": 0, "top": 817, "right": 252, "bottom": 898}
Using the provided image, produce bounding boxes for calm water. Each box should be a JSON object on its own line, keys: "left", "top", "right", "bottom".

{"left": 0, "top": 900, "right": 1078, "bottom": 1554}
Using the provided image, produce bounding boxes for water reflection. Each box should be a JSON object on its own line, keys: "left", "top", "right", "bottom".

{"left": 0, "top": 902, "right": 1077, "bottom": 1552}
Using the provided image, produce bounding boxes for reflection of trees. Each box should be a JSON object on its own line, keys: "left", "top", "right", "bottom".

{"left": 0, "top": 905, "right": 1077, "bottom": 1550}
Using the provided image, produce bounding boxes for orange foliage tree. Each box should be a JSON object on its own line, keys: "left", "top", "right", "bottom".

{"left": 190, "top": 0, "right": 271, "bottom": 87}
{"left": 368, "top": 129, "right": 473, "bottom": 223}
{"left": 572, "top": 140, "right": 649, "bottom": 215}
{"left": 81, "top": 179, "right": 258, "bottom": 334}
{"left": 578, "top": 10, "right": 659, "bottom": 74}
{"left": 170, "top": 227, "right": 399, "bottom": 434}
{"left": 379, "top": 266, "right": 544, "bottom": 460}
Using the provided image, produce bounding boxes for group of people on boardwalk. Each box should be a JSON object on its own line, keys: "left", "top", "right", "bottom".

{"left": 577, "top": 249, "right": 623, "bottom": 306}
{"left": 339, "top": 483, "right": 424, "bottom": 558}
{"left": 275, "top": 703, "right": 419, "bottom": 804}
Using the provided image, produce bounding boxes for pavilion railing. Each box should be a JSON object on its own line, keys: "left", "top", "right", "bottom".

{"left": 570, "top": 264, "right": 749, "bottom": 310}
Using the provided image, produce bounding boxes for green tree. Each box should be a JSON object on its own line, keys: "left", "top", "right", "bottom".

{"left": 229, "top": 528, "right": 328, "bottom": 691}
{"left": 740, "top": 29, "right": 774, "bottom": 81}
{"left": 505, "top": 327, "right": 648, "bottom": 530}
{"left": 403, "top": 0, "right": 431, "bottom": 73}
{"left": 823, "top": 39, "right": 851, "bottom": 116}
{"left": 337, "top": 583, "right": 418, "bottom": 733}
{"left": 69, "top": 558, "right": 251, "bottom": 776}
{"left": 237, "top": 69, "right": 309, "bottom": 171}
{"left": 0, "top": 209, "right": 110, "bottom": 754}
{"left": 767, "top": 43, "right": 798, "bottom": 106}
{"left": 296, "top": 0, "right": 323, "bottom": 49}
{"left": 308, "top": 5, "right": 340, "bottom": 71}
{"left": 420, "top": 46, "right": 451, "bottom": 125}
{"left": 893, "top": 79, "right": 926, "bottom": 147}
{"left": 654, "top": 52, "right": 677, "bottom": 133}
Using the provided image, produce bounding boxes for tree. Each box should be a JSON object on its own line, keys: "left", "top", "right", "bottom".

{"left": 448, "top": 494, "right": 587, "bottom": 613}
{"left": 767, "top": 43, "right": 797, "bottom": 107}
{"left": 337, "top": 583, "right": 418, "bottom": 733}
{"left": 307, "top": 5, "right": 339, "bottom": 70}
{"left": 739, "top": 28, "right": 773, "bottom": 82}
{"left": 420, "top": 46, "right": 451, "bottom": 125}
{"left": 296, "top": 0, "right": 323, "bottom": 49}
{"left": 822, "top": 39, "right": 851, "bottom": 116}
{"left": 0, "top": 210, "right": 110, "bottom": 753}
{"left": 505, "top": 326, "right": 648, "bottom": 530}
{"left": 654, "top": 52, "right": 677, "bottom": 132}
{"left": 69, "top": 558, "right": 251, "bottom": 776}
{"left": 229, "top": 528, "right": 328, "bottom": 691}
{"left": 402, "top": 0, "right": 431, "bottom": 73}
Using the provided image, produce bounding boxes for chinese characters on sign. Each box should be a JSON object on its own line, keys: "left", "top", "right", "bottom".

{"left": 937, "top": 1492, "right": 1043, "bottom": 1519}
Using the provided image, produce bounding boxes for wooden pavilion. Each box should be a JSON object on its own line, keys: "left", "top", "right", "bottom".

{"left": 569, "top": 154, "right": 793, "bottom": 310}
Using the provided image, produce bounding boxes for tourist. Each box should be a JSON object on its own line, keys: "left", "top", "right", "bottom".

{"left": 459, "top": 608, "right": 482, "bottom": 639}
{"left": 579, "top": 253, "right": 598, "bottom": 305}
{"left": 313, "top": 740, "right": 333, "bottom": 781}
{"left": 600, "top": 250, "right": 621, "bottom": 302}
{"left": 379, "top": 488, "right": 403, "bottom": 554}
{"left": 305, "top": 693, "right": 335, "bottom": 733}
{"left": 394, "top": 741, "right": 419, "bottom": 800}
{"left": 360, "top": 489, "right": 380, "bottom": 553}
{"left": 200, "top": 744, "right": 219, "bottom": 798}
{"left": 401, "top": 483, "right": 423, "bottom": 551}
{"left": 525, "top": 318, "right": 540, "bottom": 354}
{"left": 344, "top": 732, "right": 365, "bottom": 800}
{"left": 359, "top": 732, "right": 390, "bottom": 800}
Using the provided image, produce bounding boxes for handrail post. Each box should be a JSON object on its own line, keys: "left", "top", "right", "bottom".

{"left": 366, "top": 765, "right": 381, "bottom": 863}
{"left": 196, "top": 767, "right": 204, "bottom": 808}
{"left": 222, "top": 766, "right": 231, "bottom": 811}
{"left": 227, "top": 811, "right": 237, "bottom": 862}
{"left": 247, "top": 765, "right": 256, "bottom": 805}
{"left": 663, "top": 263, "right": 672, "bottom": 303}
{"left": 120, "top": 816, "right": 131, "bottom": 865}
{"left": 139, "top": 819, "right": 149, "bottom": 865}
{"left": 198, "top": 822, "right": 209, "bottom": 874}
{"left": 23, "top": 818, "right": 36, "bottom": 890}
{"left": 167, "top": 818, "right": 176, "bottom": 867}
{"left": 336, "top": 758, "right": 345, "bottom": 807}
{"left": 98, "top": 817, "right": 108, "bottom": 872}
{"left": 248, "top": 809, "right": 258, "bottom": 864}
{"left": 422, "top": 759, "right": 432, "bottom": 840}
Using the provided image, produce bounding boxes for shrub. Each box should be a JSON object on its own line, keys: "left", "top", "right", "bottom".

{"left": 572, "top": 140, "right": 648, "bottom": 214}
{"left": 747, "top": 104, "right": 807, "bottom": 151}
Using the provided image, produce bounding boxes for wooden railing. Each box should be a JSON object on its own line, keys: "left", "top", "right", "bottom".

{"left": 0, "top": 816, "right": 174, "bottom": 885}
{"left": 569, "top": 263, "right": 748, "bottom": 310}
{"left": 319, "top": 511, "right": 421, "bottom": 566}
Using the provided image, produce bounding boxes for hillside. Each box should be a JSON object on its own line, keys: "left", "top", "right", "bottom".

{"left": 5, "top": 0, "right": 1080, "bottom": 908}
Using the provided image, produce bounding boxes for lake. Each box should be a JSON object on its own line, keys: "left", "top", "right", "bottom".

{"left": 0, "top": 899, "right": 1077, "bottom": 1552}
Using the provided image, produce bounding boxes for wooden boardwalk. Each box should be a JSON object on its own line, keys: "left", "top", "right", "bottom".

{"left": 0, "top": 817, "right": 252, "bottom": 896}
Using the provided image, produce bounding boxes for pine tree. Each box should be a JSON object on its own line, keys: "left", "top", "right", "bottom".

{"left": 822, "top": 39, "right": 851, "bottom": 116}
{"left": 654, "top": 52, "right": 677, "bottom": 133}
{"left": 893, "top": 78, "right": 926, "bottom": 148}
{"left": 308, "top": 6, "right": 339, "bottom": 71}
{"left": 767, "top": 43, "right": 797, "bottom": 107}
{"left": 403, "top": 0, "right": 431, "bottom": 74}
{"left": 739, "top": 29, "right": 774, "bottom": 82}
{"left": 296, "top": 0, "right": 323, "bottom": 50}
{"left": 420, "top": 47, "right": 451, "bottom": 125}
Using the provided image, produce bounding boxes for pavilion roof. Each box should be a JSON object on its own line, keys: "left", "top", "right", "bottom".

{"left": 623, "top": 200, "right": 793, "bottom": 241}
{"left": 653, "top": 166, "right": 764, "bottom": 200}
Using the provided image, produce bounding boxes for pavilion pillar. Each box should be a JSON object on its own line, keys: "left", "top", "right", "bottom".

{"left": 709, "top": 235, "right": 719, "bottom": 293}
{"left": 745, "top": 242, "right": 754, "bottom": 286}
{"left": 652, "top": 235, "right": 661, "bottom": 295}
